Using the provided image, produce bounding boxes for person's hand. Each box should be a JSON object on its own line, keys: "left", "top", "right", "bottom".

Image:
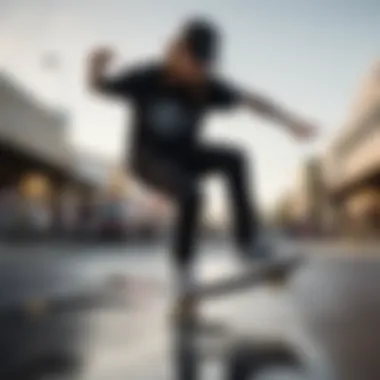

{"left": 87, "top": 47, "right": 116, "bottom": 91}
{"left": 89, "top": 46, "right": 115, "bottom": 70}
{"left": 289, "top": 118, "right": 318, "bottom": 141}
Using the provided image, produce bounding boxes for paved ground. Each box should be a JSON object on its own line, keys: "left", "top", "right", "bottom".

{"left": 69, "top": 243, "right": 292, "bottom": 380}
{"left": 69, "top": 240, "right": 380, "bottom": 380}
{"left": 1, "top": 239, "right": 380, "bottom": 379}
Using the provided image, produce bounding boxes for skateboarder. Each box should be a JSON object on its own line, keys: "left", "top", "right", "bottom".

{"left": 87, "top": 17, "right": 317, "bottom": 293}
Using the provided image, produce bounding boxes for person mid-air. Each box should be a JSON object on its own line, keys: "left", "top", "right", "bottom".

{"left": 87, "top": 17, "right": 317, "bottom": 292}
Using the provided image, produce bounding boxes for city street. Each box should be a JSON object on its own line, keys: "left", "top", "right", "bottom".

{"left": 1, "top": 239, "right": 380, "bottom": 380}
{"left": 75, "top": 241, "right": 298, "bottom": 380}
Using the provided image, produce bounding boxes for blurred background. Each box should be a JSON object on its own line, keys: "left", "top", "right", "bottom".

{"left": 0, "top": 1, "right": 379, "bottom": 242}
{"left": 0, "top": 1, "right": 379, "bottom": 380}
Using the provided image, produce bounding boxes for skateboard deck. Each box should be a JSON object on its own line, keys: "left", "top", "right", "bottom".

{"left": 185, "top": 255, "right": 302, "bottom": 302}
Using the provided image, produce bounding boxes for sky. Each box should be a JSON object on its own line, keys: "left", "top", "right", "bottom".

{"left": 0, "top": 0, "right": 379, "bottom": 217}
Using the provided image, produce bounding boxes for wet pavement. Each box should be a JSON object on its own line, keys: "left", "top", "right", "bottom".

{"left": 72, "top": 242, "right": 299, "bottom": 380}
{"left": 1, "top": 240, "right": 380, "bottom": 379}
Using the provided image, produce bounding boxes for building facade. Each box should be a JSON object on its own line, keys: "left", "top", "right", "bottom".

{"left": 0, "top": 73, "right": 95, "bottom": 234}
{"left": 327, "top": 62, "right": 380, "bottom": 235}
{"left": 288, "top": 157, "right": 326, "bottom": 232}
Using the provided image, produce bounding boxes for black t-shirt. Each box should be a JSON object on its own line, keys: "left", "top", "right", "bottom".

{"left": 98, "top": 62, "right": 243, "bottom": 156}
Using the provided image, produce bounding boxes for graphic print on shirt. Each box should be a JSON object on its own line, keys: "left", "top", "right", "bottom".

{"left": 147, "top": 98, "right": 190, "bottom": 138}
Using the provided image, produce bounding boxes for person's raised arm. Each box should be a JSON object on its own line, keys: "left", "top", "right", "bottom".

{"left": 87, "top": 46, "right": 148, "bottom": 99}
{"left": 209, "top": 78, "right": 317, "bottom": 141}
{"left": 87, "top": 47, "right": 115, "bottom": 95}
{"left": 242, "top": 90, "right": 317, "bottom": 141}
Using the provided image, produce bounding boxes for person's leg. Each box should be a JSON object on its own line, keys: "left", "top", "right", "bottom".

{"left": 133, "top": 152, "right": 203, "bottom": 380}
{"left": 192, "top": 144, "right": 260, "bottom": 253}
{"left": 173, "top": 182, "right": 202, "bottom": 292}
{"left": 133, "top": 151, "right": 202, "bottom": 287}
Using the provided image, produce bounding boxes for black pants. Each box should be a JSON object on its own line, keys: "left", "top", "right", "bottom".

{"left": 134, "top": 144, "right": 259, "bottom": 273}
